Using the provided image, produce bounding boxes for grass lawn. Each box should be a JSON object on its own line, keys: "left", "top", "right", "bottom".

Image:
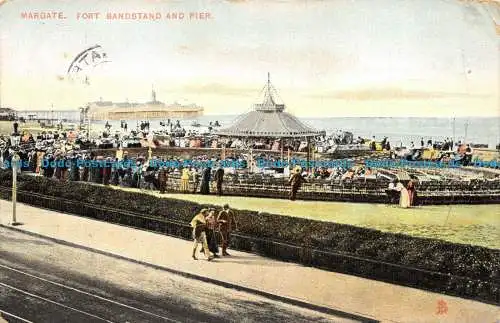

{"left": 111, "top": 186, "right": 500, "bottom": 249}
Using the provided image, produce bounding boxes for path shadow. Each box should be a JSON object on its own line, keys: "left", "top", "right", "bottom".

{"left": 214, "top": 256, "right": 294, "bottom": 267}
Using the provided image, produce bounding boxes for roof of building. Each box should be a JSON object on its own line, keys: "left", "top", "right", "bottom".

{"left": 216, "top": 74, "right": 324, "bottom": 138}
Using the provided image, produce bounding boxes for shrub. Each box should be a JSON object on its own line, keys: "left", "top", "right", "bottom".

{"left": 1, "top": 170, "right": 499, "bottom": 304}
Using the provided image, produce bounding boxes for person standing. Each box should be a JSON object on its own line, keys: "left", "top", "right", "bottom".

{"left": 190, "top": 209, "right": 213, "bottom": 261}
{"left": 370, "top": 136, "right": 376, "bottom": 151}
{"left": 103, "top": 157, "right": 112, "bottom": 185}
{"left": 202, "top": 209, "right": 220, "bottom": 257}
{"left": 288, "top": 166, "right": 307, "bottom": 201}
{"left": 191, "top": 167, "right": 200, "bottom": 193}
{"left": 180, "top": 168, "right": 190, "bottom": 192}
{"left": 464, "top": 144, "right": 473, "bottom": 166}
{"left": 158, "top": 166, "right": 168, "bottom": 193}
{"left": 217, "top": 204, "right": 237, "bottom": 256}
{"left": 407, "top": 180, "right": 416, "bottom": 207}
{"left": 69, "top": 153, "right": 80, "bottom": 182}
{"left": 200, "top": 166, "right": 211, "bottom": 194}
{"left": 386, "top": 179, "right": 400, "bottom": 205}
{"left": 36, "top": 150, "right": 45, "bottom": 174}
{"left": 397, "top": 181, "right": 411, "bottom": 208}
{"left": 214, "top": 167, "right": 224, "bottom": 196}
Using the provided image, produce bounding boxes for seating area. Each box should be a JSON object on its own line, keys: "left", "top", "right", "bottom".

{"left": 160, "top": 170, "right": 500, "bottom": 204}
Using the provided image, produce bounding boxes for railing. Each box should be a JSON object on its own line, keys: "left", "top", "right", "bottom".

{"left": 14, "top": 168, "right": 500, "bottom": 204}
{"left": 0, "top": 187, "right": 497, "bottom": 305}
{"left": 157, "top": 174, "right": 500, "bottom": 204}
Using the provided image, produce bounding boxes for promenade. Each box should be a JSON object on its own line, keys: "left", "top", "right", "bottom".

{"left": 0, "top": 200, "right": 498, "bottom": 323}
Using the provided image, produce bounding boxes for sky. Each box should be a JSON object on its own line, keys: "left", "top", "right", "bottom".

{"left": 0, "top": 0, "right": 499, "bottom": 117}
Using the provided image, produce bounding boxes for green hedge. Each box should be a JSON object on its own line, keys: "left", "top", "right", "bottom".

{"left": 0, "top": 170, "right": 498, "bottom": 304}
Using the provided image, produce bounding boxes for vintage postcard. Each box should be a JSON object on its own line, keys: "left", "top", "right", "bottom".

{"left": 0, "top": 0, "right": 499, "bottom": 322}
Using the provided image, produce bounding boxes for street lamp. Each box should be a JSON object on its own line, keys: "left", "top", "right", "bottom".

{"left": 11, "top": 152, "right": 21, "bottom": 225}
{"left": 10, "top": 123, "right": 22, "bottom": 226}
{"left": 85, "top": 105, "right": 91, "bottom": 140}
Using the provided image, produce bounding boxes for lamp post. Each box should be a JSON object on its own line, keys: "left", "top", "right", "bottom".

{"left": 10, "top": 125, "right": 21, "bottom": 226}
{"left": 11, "top": 152, "right": 20, "bottom": 225}
{"left": 86, "top": 105, "right": 91, "bottom": 141}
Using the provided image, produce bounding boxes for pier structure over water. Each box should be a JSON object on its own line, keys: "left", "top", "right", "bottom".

{"left": 15, "top": 110, "right": 79, "bottom": 121}
{"left": 87, "top": 89, "right": 204, "bottom": 121}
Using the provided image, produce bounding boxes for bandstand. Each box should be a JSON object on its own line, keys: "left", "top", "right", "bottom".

{"left": 215, "top": 73, "right": 325, "bottom": 170}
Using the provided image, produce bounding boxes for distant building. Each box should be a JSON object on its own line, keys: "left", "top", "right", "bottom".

{"left": 0, "top": 107, "right": 17, "bottom": 121}
{"left": 87, "top": 90, "right": 204, "bottom": 121}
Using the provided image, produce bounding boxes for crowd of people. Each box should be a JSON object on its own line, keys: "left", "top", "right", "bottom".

{"left": 0, "top": 121, "right": 494, "bottom": 207}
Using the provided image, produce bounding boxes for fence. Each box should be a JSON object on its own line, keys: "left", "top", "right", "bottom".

{"left": 161, "top": 174, "right": 500, "bottom": 204}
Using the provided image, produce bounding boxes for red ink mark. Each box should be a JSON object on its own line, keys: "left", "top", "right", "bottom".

{"left": 436, "top": 299, "right": 448, "bottom": 315}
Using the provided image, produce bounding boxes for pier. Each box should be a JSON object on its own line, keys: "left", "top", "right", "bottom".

{"left": 15, "top": 110, "right": 79, "bottom": 122}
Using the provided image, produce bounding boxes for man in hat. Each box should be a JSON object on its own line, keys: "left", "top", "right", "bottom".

{"left": 288, "top": 166, "right": 307, "bottom": 201}
{"left": 190, "top": 209, "right": 213, "bottom": 261}
{"left": 217, "top": 204, "right": 237, "bottom": 256}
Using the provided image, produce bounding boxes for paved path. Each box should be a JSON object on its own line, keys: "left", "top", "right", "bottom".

{"left": 0, "top": 200, "right": 498, "bottom": 323}
{"left": 0, "top": 227, "right": 348, "bottom": 323}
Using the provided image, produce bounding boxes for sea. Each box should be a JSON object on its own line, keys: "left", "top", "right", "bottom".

{"left": 58, "top": 114, "right": 500, "bottom": 149}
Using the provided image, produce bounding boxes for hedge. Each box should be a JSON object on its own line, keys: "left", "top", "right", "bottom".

{"left": 0, "top": 170, "right": 498, "bottom": 304}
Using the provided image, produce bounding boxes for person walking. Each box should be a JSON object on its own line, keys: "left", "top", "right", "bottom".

{"left": 190, "top": 209, "right": 213, "bottom": 261}
{"left": 214, "top": 167, "right": 224, "bottom": 196}
{"left": 288, "top": 166, "right": 307, "bottom": 201}
{"left": 217, "top": 204, "right": 237, "bottom": 256}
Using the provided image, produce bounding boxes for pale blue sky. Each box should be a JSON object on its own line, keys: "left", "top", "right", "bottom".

{"left": 0, "top": 0, "right": 498, "bottom": 116}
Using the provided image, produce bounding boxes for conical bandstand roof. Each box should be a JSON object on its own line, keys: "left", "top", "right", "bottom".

{"left": 216, "top": 74, "right": 324, "bottom": 138}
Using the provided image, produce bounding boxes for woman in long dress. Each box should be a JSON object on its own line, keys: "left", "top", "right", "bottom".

{"left": 407, "top": 180, "right": 416, "bottom": 207}
{"left": 398, "top": 181, "right": 411, "bottom": 208}
{"left": 180, "top": 168, "right": 190, "bottom": 192}
{"left": 200, "top": 167, "right": 211, "bottom": 194}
